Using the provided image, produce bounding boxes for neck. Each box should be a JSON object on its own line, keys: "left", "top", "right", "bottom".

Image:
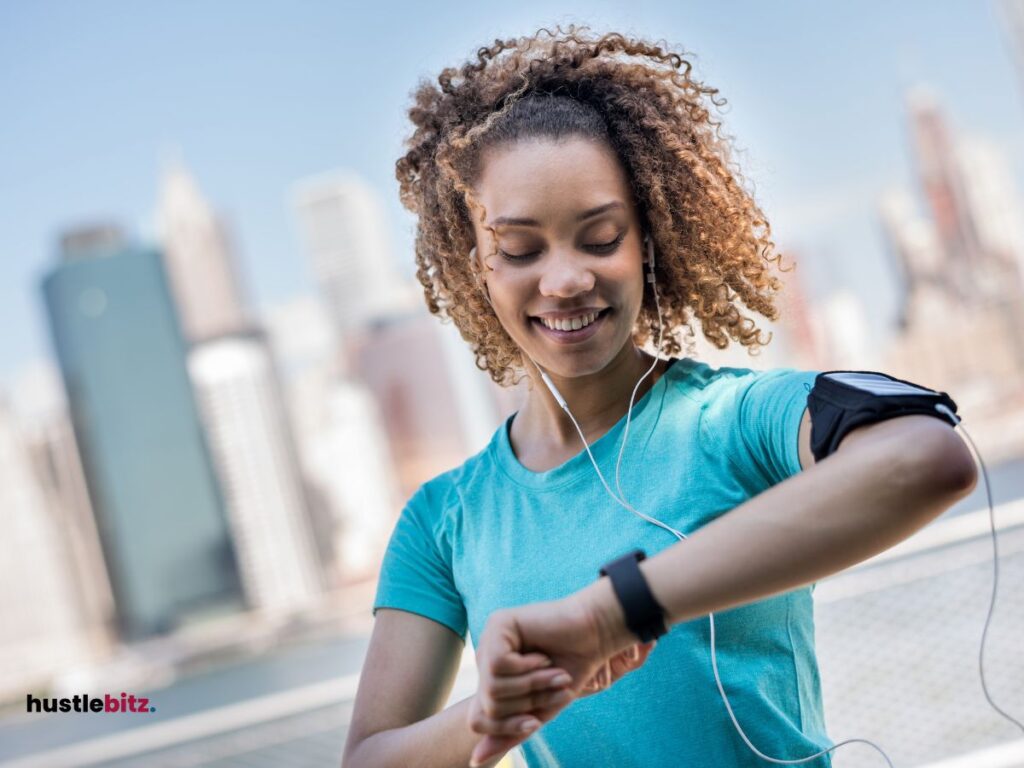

{"left": 518, "top": 345, "right": 669, "bottom": 448}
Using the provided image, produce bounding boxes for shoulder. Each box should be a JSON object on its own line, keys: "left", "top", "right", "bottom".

{"left": 401, "top": 430, "right": 503, "bottom": 532}
{"left": 679, "top": 361, "right": 819, "bottom": 484}
{"left": 669, "top": 358, "right": 811, "bottom": 403}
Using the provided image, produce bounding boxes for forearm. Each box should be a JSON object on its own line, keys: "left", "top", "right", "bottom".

{"left": 345, "top": 695, "right": 506, "bottom": 768}
{"left": 584, "top": 415, "right": 978, "bottom": 654}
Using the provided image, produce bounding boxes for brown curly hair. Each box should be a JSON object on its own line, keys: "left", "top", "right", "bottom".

{"left": 395, "top": 25, "right": 793, "bottom": 387}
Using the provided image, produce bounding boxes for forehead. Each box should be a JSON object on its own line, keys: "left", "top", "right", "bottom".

{"left": 473, "top": 137, "right": 635, "bottom": 225}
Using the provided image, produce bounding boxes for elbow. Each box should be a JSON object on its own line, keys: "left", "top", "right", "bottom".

{"left": 913, "top": 422, "right": 978, "bottom": 499}
{"left": 341, "top": 734, "right": 367, "bottom": 768}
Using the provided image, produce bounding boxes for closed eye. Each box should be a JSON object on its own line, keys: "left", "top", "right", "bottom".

{"left": 499, "top": 232, "right": 626, "bottom": 263}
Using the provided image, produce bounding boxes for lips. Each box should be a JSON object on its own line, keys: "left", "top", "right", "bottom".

{"left": 530, "top": 308, "right": 611, "bottom": 344}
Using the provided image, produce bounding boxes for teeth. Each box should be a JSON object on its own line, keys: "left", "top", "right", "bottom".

{"left": 539, "top": 310, "right": 601, "bottom": 332}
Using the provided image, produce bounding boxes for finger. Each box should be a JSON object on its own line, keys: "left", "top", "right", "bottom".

{"left": 490, "top": 667, "right": 572, "bottom": 699}
{"left": 470, "top": 732, "right": 532, "bottom": 768}
{"left": 469, "top": 695, "right": 572, "bottom": 767}
{"left": 471, "top": 688, "right": 577, "bottom": 729}
{"left": 489, "top": 651, "right": 551, "bottom": 676}
{"left": 608, "top": 642, "right": 655, "bottom": 680}
{"left": 489, "top": 688, "right": 577, "bottom": 724}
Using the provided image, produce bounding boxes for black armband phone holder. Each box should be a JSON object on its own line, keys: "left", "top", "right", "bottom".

{"left": 806, "top": 371, "right": 959, "bottom": 463}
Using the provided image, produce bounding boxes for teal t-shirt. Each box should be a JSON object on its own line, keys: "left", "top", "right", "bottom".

{"left": 373, "top": 358, "right": 832, "bottom": 767}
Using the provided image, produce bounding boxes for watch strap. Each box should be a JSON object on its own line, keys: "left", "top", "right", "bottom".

{"left": 599, "top": 549, "right": 668, "bottom": 643}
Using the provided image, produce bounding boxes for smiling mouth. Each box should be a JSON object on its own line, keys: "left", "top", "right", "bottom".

{"left": 530, "top": 308, "right": 612, "bottom": 341}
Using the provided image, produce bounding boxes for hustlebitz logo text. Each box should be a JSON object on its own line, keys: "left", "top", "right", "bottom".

{"left": 26, "top": 692, "right": 156, "bottom": 713}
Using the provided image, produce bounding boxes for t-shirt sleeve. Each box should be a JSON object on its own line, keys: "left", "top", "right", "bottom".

{"left": 372, "top": 481, "right": 468, "bottom": 640}
{"left": 701, "top": 367, "right": 819, "bottom": 489}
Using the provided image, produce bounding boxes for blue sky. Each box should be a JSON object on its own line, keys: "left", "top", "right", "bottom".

{"left": 2, "top": 1, "right": 1022, "bottom": 388}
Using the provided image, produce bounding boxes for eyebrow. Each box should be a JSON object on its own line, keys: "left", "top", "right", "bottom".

{"left": 490, "top": 201, "right": 625, "bottom": 228}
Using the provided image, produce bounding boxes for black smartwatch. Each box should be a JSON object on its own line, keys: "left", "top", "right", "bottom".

{"left": 598, "top": 549, "right": 668, "bottom": 643}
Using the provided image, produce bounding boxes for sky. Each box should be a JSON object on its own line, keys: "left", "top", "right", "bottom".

{"left": 2, "top": 0, "right": 1022, "bottom": 391}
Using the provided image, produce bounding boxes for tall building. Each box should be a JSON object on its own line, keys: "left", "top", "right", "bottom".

{"left": 0, "top": 398, "right": 92, "bottom": 700}
{"left": 290, "top": 171, "right": 411, "bottom": 341}
{"left": 956, "top": 137, "right": 1024, "bottom": 300}
{"left": 878, "top": 187, "right": 947, "bottom": 329}
{"left": 10, "top": 360, "right": 115, "bottom": 651}
{"left": 42, "top": 227, "right": 244, "bottom": 640}
{"left": 157, "top": 162, "right": 249, "bottom": 342}
{"left": 906, "top": 88, "right": 983, "bottom": 304}
{"left": 264, "top": 294, "right": 400, "bottom": 584}
{"left": 347, "top": 308, "right": 511, "bottom": 500}
{"left": 188, "top": 331, "right": 323, "bottom": 613}
{"left": 905, "top": 88, "right": 1023, "bottom": 308}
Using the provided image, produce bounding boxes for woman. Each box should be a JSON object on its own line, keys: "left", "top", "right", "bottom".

{"left": 341, "top": 27, "right": 977, "bottom": 768}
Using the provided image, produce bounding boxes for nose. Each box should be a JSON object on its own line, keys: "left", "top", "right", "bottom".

{"left": 537, "top": 249, "right": 596, "bottom": 299}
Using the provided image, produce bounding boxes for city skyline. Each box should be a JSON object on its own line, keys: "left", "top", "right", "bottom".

{"left": 1, "top": 9, "right": 1023, "bottom": 764}
{"left": 2, "top": 1, "right": 1024, "bottom": 391}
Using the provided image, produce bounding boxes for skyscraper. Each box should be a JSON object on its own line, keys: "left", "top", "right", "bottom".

{"left": 0, "top": 398, "right": 92, "bottom": 699}
{"left": 909, "top": 88, "right": 978, "bottom": 305}
{"left": 188, "top": 331, "right": 323, "bottom": 613}
{"left": 11, "top": 360, "right": 115, "bottom": 651}
{"left": 264, "top": 294, "right": 400, "bottom": 584}
{"left": 905, "top": 88, "right": 1014, "bottom": 305}
{"left": 347, "top": 309, "right": 507, "bottom": 500}
{"left": 878, "top": 187, "right": 947, "bottom": 329}
{"left": 158, "top": 162, "right": 249, "bottom": 342}
{"left": 42, "top": 227, "right": 244, "bottom": 640}
{"left": 290, "top": 171, "right": 411, "bottom": 340}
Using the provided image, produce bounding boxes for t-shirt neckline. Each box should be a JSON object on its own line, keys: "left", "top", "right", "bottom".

{"left": 491, "top": 357, "right": 686, "bottom": 490}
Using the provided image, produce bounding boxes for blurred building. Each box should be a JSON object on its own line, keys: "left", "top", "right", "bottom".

{"left": 957, "top": 136, "right": 1024, "bottom": 300}
{"left": 774, "top": 257, "right": 826, "bottom": 371}
{"left": 879, "top": 88, "right": 1024, "bottom": 462}
{"left": 905, "top": 88, "right": 1022, "bottom": 307}
{"left": 814, "top": 289, "right": 878, "bottom": 370}
{"left": 264, "top": 295, "right": 400, "bottom": 584}
{"left": 290, "top": 171, "right": 412, "bottom": 347}
{"left": 157, "top": 162, "right": 250, "bottom": 342}
{"left": 289, "top": 169, "right": 516, "bottom": 505}
{"left": 347, "top": 308, "right": 514, "bottom": 500}
{"left": 0, "top": 398, "right": 95, "bottom": 702}
{"left": 188, "top": 332, "right": 323, "bottom": 614}
{"left": 9, "top": 361, "right": 115, "bottom": 650}
{"left": 879, "top": 187, "right": 946, "bottom": 330}
{"left": 41, "top": 226, "right": 245, "bottom": 641}
{"left": 155, "top": 164, "right": 326, "bottom": 612}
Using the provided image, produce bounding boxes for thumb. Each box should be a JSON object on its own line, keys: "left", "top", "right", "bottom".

{"left": 470, "top": 734, "right": 522, "bottom": 767}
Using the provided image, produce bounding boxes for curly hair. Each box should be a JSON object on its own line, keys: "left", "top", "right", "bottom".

{"left": 395, "top": 25, "right": 793, "bottom": 387}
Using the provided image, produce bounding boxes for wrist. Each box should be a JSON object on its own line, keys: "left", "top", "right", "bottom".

{"left": 577, "top": 576, "right": 638, "bottom": 658}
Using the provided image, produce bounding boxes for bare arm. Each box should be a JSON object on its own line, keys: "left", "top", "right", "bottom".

{"left": 584, "top": 412, "right": 979, "bottom": 654}
{"left": 342, "top": 609, "right": 496, "bottom": 768}
{"left": 468, "top": 410, "right": 980, "bottom": 765}
{"left": 343, "top": 609, "right": 567, "bottom": 768}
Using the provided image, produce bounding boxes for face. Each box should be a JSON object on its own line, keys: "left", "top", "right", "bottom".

{"left": 470, "top": 136, "right": 646, "bottom": 379}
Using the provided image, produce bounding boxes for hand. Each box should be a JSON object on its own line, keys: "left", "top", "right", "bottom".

{"left": 465, "top": 650, "right": 574, "bottom": 761}
{"left": 467, "top": 594, "right": 655, "bottom": 766}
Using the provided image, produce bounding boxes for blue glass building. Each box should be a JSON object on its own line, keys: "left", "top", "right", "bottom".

{"left": 42, "top": 230, "right": 244, "bottom": 640}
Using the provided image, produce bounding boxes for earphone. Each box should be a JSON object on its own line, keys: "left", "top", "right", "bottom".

{"left": 473, "top": 236, "right": 1020, "bottom": 765}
